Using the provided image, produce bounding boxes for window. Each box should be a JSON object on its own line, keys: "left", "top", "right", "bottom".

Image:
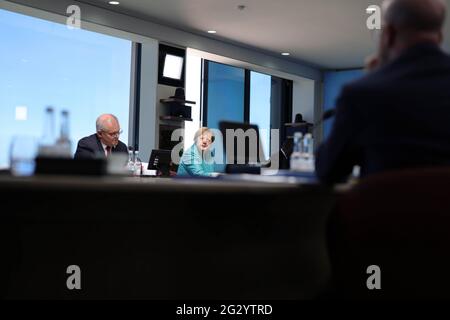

{"left": 204, "top": 61, "right": 245, "bottom": 130}
{"left": 250, "top": 71, "right": 272, "bottom": 160}
{"left": 0, "top": 9, "right": 132, "bottom": 167}
{"left": 202, "top": 61, "right": 292, "bottom": 160}
{"left": 323, "top": 70, "right": 363, "bottom": 138}
{"left": 184, "top": 50, "right": 202, "bottom": 150}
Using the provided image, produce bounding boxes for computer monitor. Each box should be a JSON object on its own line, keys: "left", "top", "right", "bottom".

{"left": 218, "top": 121, "right": 267, "bottom": 174}
{"left": 163, "top": 54, "right": 184, "bottom": 80}
{"left": 148, "top": 149, "right": 172, "bottom": 176}
{"left": 158, "top": 44, "right": 185, "bottom": 87}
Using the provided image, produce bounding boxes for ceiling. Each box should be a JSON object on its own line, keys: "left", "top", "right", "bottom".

{"left": 81, "top": 0, "right": 450, "bottom": 70}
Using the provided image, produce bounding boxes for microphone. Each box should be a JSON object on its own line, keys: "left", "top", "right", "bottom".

{"left": 314, "top": 108, "right": 336, "bottom": 127}
{"left": 322, "top": 109, "right": 336, "bottom": 120}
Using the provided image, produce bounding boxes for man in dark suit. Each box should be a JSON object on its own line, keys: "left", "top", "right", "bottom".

{"left": 316, "top": 0, "right": 450, "bottom": 183}
{"left": 74, "top": 114, "right": 128, "bottom": 159}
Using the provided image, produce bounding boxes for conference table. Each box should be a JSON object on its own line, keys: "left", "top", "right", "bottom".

{"left": 0, "top": 173, "right": 340, "bottom": 299}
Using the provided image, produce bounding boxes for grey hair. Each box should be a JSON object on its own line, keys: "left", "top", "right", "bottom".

{"left": 96, "top": 114, "right": 119, "bottom": 132}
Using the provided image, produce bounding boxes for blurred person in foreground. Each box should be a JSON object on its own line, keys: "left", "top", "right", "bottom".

{"left": 315, "top": 0, "right": 450, "bottom": 183}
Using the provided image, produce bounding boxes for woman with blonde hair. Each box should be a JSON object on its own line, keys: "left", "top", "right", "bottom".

{"left": 177, "top": 127, "right": 217, "bottom": 177}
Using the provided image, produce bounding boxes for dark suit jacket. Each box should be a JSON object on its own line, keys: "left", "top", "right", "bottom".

{"left": 74, "top": 134, "right": 128, "bottom": 159}
{"left": 316, "top": 43, "right": 450, "bottom": 183}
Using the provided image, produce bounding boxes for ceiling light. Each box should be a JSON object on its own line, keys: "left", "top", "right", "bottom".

{"left": 281, "top": 52, "right": 290, "bottom": 56}
{"left": 108, "top": 1, "right": 120, "bottom": 5}
{"left": 207, "top": 30, "right": 217, "bottom": 34}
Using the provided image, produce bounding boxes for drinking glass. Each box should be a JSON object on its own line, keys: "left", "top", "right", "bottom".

{"left": 9, "top": 135, "right": 38, "bottom": 176}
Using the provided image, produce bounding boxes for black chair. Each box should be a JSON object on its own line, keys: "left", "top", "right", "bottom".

{"left": 328, "top": 167, "right": 450, "bottom": 299}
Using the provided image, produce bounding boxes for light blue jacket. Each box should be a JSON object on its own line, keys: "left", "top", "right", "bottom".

{"left": 177, "top": 144, "right": 217, "bottom": 177}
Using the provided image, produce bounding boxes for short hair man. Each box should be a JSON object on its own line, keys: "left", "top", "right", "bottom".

{"left": 74, "top": 114, "right": 128, "bottom": 159}
{"left": 315, "top": 0, "right": 450, "bottom": 183}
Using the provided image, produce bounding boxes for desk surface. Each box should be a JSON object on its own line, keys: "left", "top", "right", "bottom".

{"left": 0, "top": 173, "right": 334, "bottom": 193}
{"left": 0, "top": 173, "right": 339, "bottom": 299}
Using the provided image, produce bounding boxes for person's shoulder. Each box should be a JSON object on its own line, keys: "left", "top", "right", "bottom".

{"left": 339, "top": 68, "right": 390, "bottom": 103}
{"left": 182, "top": 144, "right": 196, "bottom": 156}
{"left": 116, "top": 140, "right": 128, "bottom": 152}
{"left": 74, "top": 134, "right": 99, "bottom": 159}
{"left": 343, "top": 47, "right": 450, "bottom": 95}
{"left": 180, "top": 145, "right": 199, "bottom": 162}
{"left": 78, "top": 134, "right": 98, "bottom": 145}
{"left": 345, "top": 67, "right": 385, "bottom": 88}
{"left": 441, "top": 49, "right": 450, "bottom": 63}
{"left": 118, "top": 140, "right": 127, "bottom": 149}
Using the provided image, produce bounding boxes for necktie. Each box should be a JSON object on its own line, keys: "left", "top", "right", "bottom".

{"left": 106, "top": 146, "right": 111, "bottom": 157}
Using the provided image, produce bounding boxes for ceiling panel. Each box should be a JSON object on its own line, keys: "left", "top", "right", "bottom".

{"left": 81, "top": 0, "right": 450, "bottom": 69}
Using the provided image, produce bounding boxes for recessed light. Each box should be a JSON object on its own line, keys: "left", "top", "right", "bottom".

{"left": 281, "top": 52, "right": 290, "bottom": 56}
{"left": 207, "top": 30, "right": 217, "bottom": 34}
{"left": 108, "top": 1, "right": 120, "bottom": 5}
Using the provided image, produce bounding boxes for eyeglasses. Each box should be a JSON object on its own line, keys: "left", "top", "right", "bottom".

{"left": 103, "top": 129, "right": 123, "bottom": 137}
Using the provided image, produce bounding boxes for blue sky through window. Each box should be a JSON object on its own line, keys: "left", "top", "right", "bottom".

{"left": 0, "top": 9, "right": 132, "bottom": 167}
{"left": 250, "top": 71, "right": 271, "bottom": 160}
{"left": 206, "top": 61, "right": 245, "bottom": 130}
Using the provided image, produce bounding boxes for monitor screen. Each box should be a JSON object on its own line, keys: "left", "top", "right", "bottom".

{"left": 158, "top": 44, "right": 185, "bottom": 87}
{"left": 148, "top": 149, "right": 172, "bottom": 176}
{"left": 218, "top": 121, "right": 266, "bottom": 165}
{"left": 163, "top": 54, "right": 184, "bottom": 80}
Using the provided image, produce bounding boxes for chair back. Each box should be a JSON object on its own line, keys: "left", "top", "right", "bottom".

{"left": 330, "top": 167, "right": 450, "bottom": 299}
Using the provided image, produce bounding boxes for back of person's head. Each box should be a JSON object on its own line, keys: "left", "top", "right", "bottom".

{"left": 384, "top": 0, "right": 446, "bottom": 34}
{"left": 295, "top": 113, "right": 304, "bottom": 123}
{"left": 378, "top": 0, "right": 447, "bottom": 64}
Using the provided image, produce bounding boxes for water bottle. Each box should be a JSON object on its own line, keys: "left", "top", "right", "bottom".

{"left": 126, "top": 148, "right": 135, "bottom": 175}
{"left": 133, "top": 150, "right": 142, "bottom": 176}
{"left": 55, "top": 110, "right": 72, "bottom": 158}
{"left": 303, "top": 134, "right": 313, "bottom": 156}
{"left": 302, "top": 133, "right": 315, "bottom": 172}
{"left": 290, "top": 132, "right": 303, "bottom": 171}
{"left": 38, "top": 106, "right": 56, "bottom": 156}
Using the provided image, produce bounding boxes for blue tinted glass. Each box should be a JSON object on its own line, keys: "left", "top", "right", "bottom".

{"left": 0, "top": 9, "right": 132, "bottom": 167}
{"left": 323, "top": 70, "right": 363, "bottom": 138}
{"left": 206, "top": 62, "right": 245, "bottom": 130}
{"left": 250, "top": 71, "right": 271, "bottom": 160}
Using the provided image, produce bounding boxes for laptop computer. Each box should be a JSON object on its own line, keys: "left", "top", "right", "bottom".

{"left": 148, "top": 149, "right": 172, "bottom": 176}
